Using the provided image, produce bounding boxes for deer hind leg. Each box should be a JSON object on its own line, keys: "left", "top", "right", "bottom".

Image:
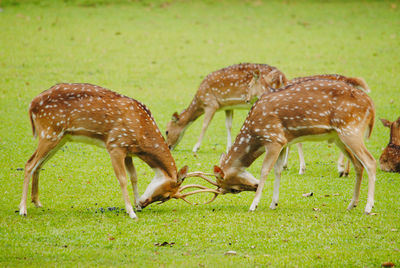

{"left": 337, "top": 135, "right": 376, "bottom": 214}
{"left": 192, "top": 107, "right": 216, "bottom": 153}
{"left": 297, "top": 143, "right": 306, "bottom": 175}
{"left": 249, "top": 143, "right": 283, "bottom": 212}
{"left": 124, "top": 157, "right": 140, "bottom": 211}
{"left": 20, "top": 138, "right": 65, "bottom": 216}
{"left": 270, "top": 147, "right": 288, "bottom": 209}
{"left": 225, "top": 110, "right": 233, "bottom": 152}
{"left": 108, "top": 148, "right": 136, "bottom": 219}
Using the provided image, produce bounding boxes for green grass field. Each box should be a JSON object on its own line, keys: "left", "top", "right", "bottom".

{"left": 1, "top": 0, "right": 399, "bottom": 266}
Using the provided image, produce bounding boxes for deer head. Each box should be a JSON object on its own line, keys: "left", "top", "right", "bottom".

{"left": 138, "top": 166, "right": 222, "bottom": 208}
{"left": 380, "top": 117, "right": 400, "bottom": 145}
{"left": 166, "top": 112, "right": 187, "bottom": 150}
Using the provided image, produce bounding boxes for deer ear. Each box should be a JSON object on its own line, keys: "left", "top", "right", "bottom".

{"left": 380, "top": 118, "right": 391, "bottom": 128}
{"left": 172, "top": 112, "right": 179, "bottom": 122}
{"left": 177, "top": 165, "right": 189, "bottom": 184}
{"left": 213, "top": 165, "right": 224, "bottom": 180}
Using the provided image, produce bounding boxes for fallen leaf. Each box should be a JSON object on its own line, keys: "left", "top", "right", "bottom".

{"left": 302, "top": 192, "right": 313, "bottom": 197}
{"left": 313, "top": 208, "right": 321, "bottom": 211}
{"left": 381, "top": 262, "right": 395, "bottom": 267}
{"left": 224, "top": 250, "right": 237, "bottom": 256}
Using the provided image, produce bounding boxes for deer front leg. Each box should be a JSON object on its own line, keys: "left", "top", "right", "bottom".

{"left": 282, "top": 146, "right": 290, "bottom": 170}
{"left": 192, "top": 108, "right": 216, "bottom": 152}
{"left": 225, "top": 110, "right": 233, "bottom": 152}
{"left": 337, "top": 152, "right": 347, "bottom": 177}
{"left": 297, "top": 143, "right": 306, "bottom": 175}
{"left": 125, "top": 157, "right": 141, "bottom": 211}
{"left": 250, "top": 143, "right": 283, "bottom": 212}
{"left": 109, "top": 149, "right": 137, "bottom": 219}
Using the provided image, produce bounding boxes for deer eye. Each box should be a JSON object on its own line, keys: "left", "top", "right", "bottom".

{"left": 165, "top": 131, "right": 169, "bottom": 136}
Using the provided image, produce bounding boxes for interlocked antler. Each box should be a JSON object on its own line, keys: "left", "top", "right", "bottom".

{"left": 175, "top": 172, "right": 221, "bottom": 205}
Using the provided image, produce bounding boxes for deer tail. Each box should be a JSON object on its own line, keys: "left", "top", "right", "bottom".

{"left": 347, "top": 77, "right": 370, "bottom": 93}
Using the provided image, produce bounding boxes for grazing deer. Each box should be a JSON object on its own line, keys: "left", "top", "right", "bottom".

{"left": 166, "top": 63, "right": 287, "bottom": 153}
{"left": 212, "top": 79, "right": 376, "bottom": 214}
{"left": 19, "top": 83, "right": 217, "bottom": 219}
{"left": 379, "top": 117, "right": 400, "bottom": 173}
{"left": 247, "top": 73, "right": 371, "bottom": 176}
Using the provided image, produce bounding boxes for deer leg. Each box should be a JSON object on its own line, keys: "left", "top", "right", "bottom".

{"left": 338, "top": 152, "right": 351, "bottom": 177}
{"left": 336, "top": 143, "right": 363, "bottom": 209}
{"left": 249, "top": 143, "right": 283, "bottom": 212}
{"left": 337, "top": 135, "right": 376, "bottom": 214}
{"left": 337, "top": 152, "right": 346, "bottom": 177}
{"left": 270, "top": 147, "right": 288, "bottom": 209}
{"left": 193, "top": 108, "right": 216, "bottom": 152}
{"left": 20, "top": 138, "right": 65, "bottom": 216}
{"left": 297, "top": 143, "right": 306, "bottom": 175}
{"left": 344, "top": 159, "right": 351, "bottom": 177}
{"left": 225, "top": 110, "right": 233, "bottom": 153}
{"left": 31, "top": 170, "right": 42, "bottom": 208}
{"left": 109, "top": 148, "right": 136, "bottom": 219}
{"left": 125, "top": 157, "right": 140, "bottom": 211}
{"left": 282, "top": 146, "right": 290, "bottom": 170}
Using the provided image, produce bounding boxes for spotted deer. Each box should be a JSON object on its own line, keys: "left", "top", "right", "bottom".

{"left": 379, "top": 117, "right": 400, "bottom": 173}
{"left": 166, "top": 63, "right": 287, "bottom": 153}
{"left": 212, "top": 79, "right": 376, "bottom": 214}
{"left": 247, "top": 73, "right": 371, "bottom": 176}
{"left": 19, "top": 83, "right": 217, "bottom": 219}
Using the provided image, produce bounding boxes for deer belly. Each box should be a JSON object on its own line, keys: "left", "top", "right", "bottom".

{"left": 288, "top": 131, "right": 338, "bottom": 145}
{"left": 220, "top": 102, "right": 252, "bottom": 110}
{"left": 67, "top": 134, "right": 106, "bottom": 148}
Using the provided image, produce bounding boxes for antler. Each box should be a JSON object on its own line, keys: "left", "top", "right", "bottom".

{"left": 186, "top": 171, "right": 219, "bottom": 186}
{"left": 175, "top": 171, "right": 221, "bottom": 205}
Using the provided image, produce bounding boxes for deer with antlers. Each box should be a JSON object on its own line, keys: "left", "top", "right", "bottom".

{"left": 247, "top": 73, "right": 371, "bottom": 176}
{"left": 19, "top": 83, "right": 218, "bottom": 219}
{"left": 379, "top": 117, "right": 400, "bottom": 173}
{"left": 209, "top": 78, "right": 376, "bottom": 214}
{"left": 166, "top": 63, "right": 288, "bottom": 153}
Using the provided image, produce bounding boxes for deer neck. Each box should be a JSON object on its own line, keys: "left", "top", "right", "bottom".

{"left": 177, "top": 97, "right": 204, "bottom": 127}
{"left": 137, "top": 145, "right": 178, "bottom": 180}
{"left": 222, "top": 135, "right": 265, "bottom": 172}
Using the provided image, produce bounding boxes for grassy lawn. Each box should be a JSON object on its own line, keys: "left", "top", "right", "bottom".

{"left": 1, "top": 0, "right": 399, "bottom": 266}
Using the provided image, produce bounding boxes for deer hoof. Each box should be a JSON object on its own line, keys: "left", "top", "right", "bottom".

{"left": 269, "top": 202, "right": 278, "bottom": 209}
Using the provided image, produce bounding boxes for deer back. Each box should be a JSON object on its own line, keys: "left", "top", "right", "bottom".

{"left": 195, "top": 63, "right": 281, "bottom": 107}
